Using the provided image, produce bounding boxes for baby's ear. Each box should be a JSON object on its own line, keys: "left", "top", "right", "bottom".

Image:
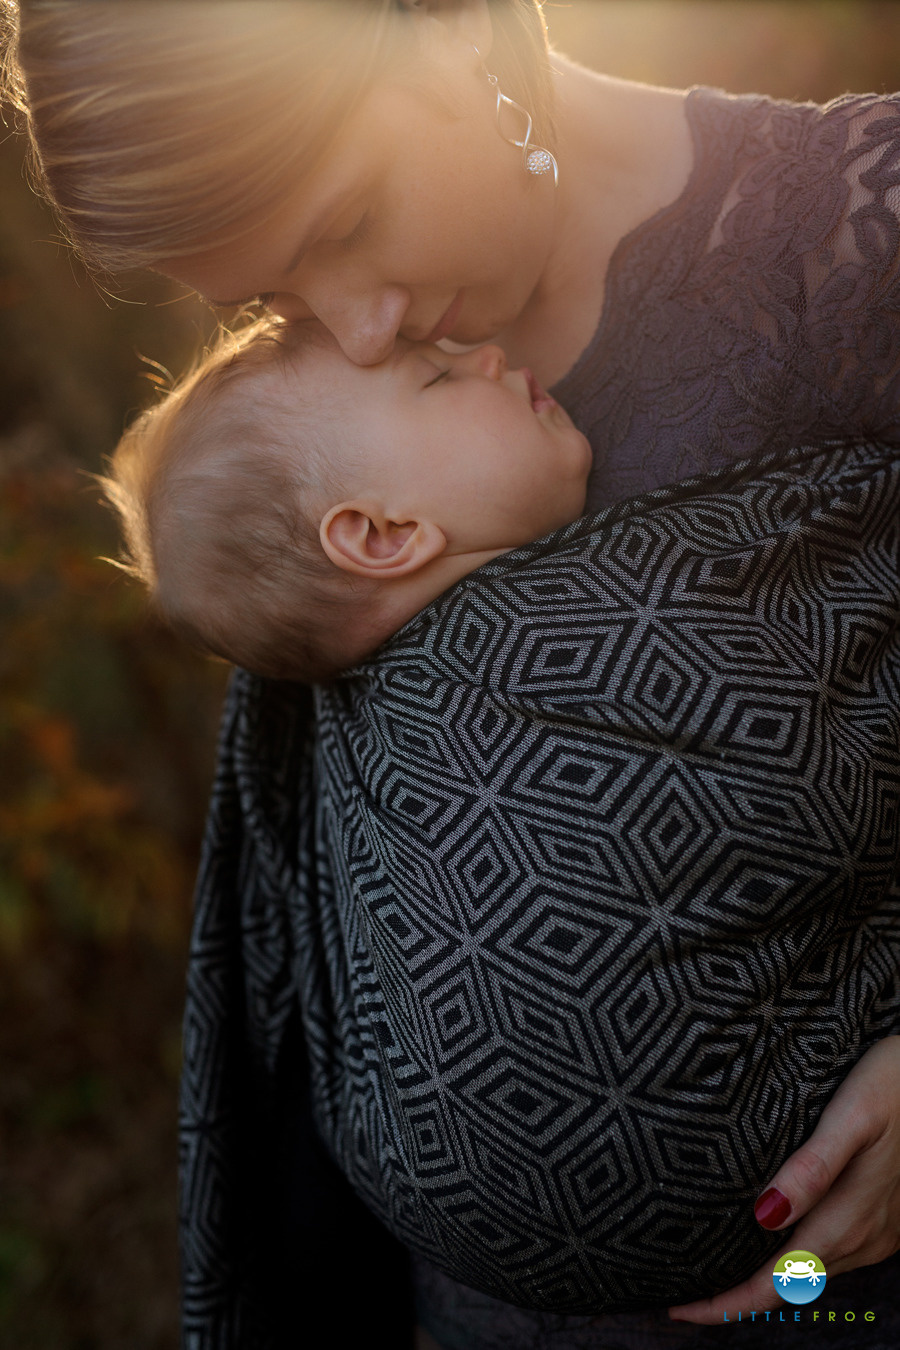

{"left": 320, "top": 502, "right": 447, "bottom": 579}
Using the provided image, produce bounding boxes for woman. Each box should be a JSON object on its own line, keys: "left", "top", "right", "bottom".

{"left": 4, "top": 1, "right": 900, "bottom": 1346}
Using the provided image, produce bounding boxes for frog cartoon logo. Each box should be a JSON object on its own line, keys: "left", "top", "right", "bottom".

{"left": 772, "top": 1250, "right": 827, "bottom": 1305}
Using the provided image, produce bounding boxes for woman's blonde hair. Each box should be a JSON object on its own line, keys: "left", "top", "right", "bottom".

{"left": 1, "top": 0, "right": 555, "bottom": 274}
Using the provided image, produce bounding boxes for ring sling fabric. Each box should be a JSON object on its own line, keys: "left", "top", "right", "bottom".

{"left": 179, "top": 440, "right": 900, "bottom": 1345}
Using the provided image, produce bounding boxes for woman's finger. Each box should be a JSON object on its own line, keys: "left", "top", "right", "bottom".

{"left": 753, "top": 1039, "right": 900, "bottom": 1229}
{"left": 670, "top": 1051, "right": 900, "bottom": 1325}
{"left": 671, "top": 1176, "right": 900, "bottom": 1327}
{"left": 669, "top": 1199, "right": 871, "bottom": 1325}
{"left": 670, "top": 1202, "right": 876, "bottom": 1324}
{"left": 754, "top": 1143, "right": 854, "bottom": 1232}
{"left": 669, "top": 1239, "right": 795, "bottom": 1323}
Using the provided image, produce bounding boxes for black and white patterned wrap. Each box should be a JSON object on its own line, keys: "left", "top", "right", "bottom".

{"left": 180, "top": 441, "right": 900, "bottom": 1343}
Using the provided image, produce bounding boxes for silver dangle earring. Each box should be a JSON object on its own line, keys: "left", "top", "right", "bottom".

{"left": 473, "top": 45, "right": 559, "bottom": 186}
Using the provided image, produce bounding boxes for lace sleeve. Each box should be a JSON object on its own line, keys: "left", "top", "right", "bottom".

{"left": 718, "top": 93, "right": 900, "bottom": 442}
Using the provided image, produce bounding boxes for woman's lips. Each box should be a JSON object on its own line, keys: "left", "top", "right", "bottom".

{"left": 423, "top": 291, "right": 465, "bottom": 344}
{"left": 523, "top": 367, "right": 557, "bottom": 413}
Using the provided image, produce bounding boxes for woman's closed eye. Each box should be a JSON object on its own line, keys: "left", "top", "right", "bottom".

{"left": 337, "top": 212, "right": 372, "bottom": 251}
{"left": 208, "top": 291, "right": 275, "bottom": 310}
{"left": 423, "top": 368, "right": 450, "bottom": 389}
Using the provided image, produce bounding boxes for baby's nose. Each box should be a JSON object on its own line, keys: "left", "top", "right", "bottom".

{"left": 457, "top": 344, "right": 507, "bottom": 379}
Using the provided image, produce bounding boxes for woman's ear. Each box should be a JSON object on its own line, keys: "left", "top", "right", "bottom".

{"left": 320, "top": 501, "right": 447, "bottom": 579}
{"left": 397, "top": 0, "right": 493, "bottom": 61}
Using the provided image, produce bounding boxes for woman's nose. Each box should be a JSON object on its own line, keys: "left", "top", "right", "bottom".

{"left": 269, "top": 285, "right": 411, "bottom": 366}
{"left": 454, "top": 344, "right": 507, "bottom": 379}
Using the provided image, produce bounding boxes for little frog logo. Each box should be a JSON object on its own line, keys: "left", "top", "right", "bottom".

{"left": 772, "top": 1250, "right": 827, "bottom": 1305}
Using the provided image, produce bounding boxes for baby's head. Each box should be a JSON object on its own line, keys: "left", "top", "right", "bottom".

{"left": 106, "top": 319, "right": 590, "bottom": 681}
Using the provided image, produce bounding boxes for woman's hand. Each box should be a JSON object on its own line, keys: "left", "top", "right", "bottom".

{"left": 668, "top": 1036, "right": 900, "bottom": 1325}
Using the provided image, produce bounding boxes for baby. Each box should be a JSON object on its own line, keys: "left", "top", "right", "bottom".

{"left": 106, "top": 319, "right": 591, "bottom": 681}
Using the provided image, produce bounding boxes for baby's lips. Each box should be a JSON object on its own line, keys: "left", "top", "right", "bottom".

{"left": 523, "top": 367, "right": 557, "bottom": 412}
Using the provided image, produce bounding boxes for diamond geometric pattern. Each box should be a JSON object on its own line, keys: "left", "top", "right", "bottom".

{"left": 180, "top": 442, "right": 900, "bottom": 1343}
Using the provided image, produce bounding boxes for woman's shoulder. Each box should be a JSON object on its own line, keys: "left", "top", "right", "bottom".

{"left": 686, "top": 84, "right": 900, "bottom": 171}
{"left": 686, "top": 83, "right": 900, "bottom": 119}
{"left": 591, "top": 82, "right": 900, "bottom": 269}
{"left": 673, "top": 85, "right": 900, "bottom": 265}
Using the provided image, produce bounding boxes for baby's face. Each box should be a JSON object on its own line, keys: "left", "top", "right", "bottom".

{"left": 284, "top": 331, "right": 592, "bottom": 553}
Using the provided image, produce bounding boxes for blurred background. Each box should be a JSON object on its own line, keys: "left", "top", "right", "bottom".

{"left": 2, "top": 2, "right": 900, "bottom": 1346}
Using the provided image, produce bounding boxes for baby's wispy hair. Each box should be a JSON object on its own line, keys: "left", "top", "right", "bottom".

{"left": 101, "top": 317, "right": 359, "bottom": 682}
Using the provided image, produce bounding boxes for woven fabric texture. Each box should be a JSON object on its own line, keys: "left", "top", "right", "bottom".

{"left": 180, "top": 441, "right": 900, "bottom": 1344}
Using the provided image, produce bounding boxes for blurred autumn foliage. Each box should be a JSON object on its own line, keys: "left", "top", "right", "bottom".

{"left": 0, "top": 66, "right": 224, "bottom": 1346}
{"left": 2, "top": 3, "right": 900, "bottom": 1347}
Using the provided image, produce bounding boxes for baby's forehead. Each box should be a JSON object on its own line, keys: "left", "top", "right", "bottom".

{"left": 271, "top": 321, "right": 355, "bottom": 383}
{"left": 238, "top": 324, "right": 360, "bottom": 431}
{"left": 239, "top": 322, "right": 338, "bottom": 400}
{"left": 272, "top": 324, "right": 422, "bottom": 391}
{"left": 242, "top": 325, "right": 438, "bottom": 421}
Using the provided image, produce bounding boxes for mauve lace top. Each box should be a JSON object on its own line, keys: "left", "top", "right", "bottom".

{"left": 414, "top": 85, "right": 900, "bottom": 1350}
{"left": 564, "top": 85, "right": 900, "bottom": 512}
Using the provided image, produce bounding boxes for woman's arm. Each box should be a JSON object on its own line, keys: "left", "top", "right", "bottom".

{"left": 669, "top": 1036, "right": 900, "bottom": 1323}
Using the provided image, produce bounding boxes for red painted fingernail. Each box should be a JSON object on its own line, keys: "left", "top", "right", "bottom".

{"left": 754, "top": 1187, "right": 792, "bottom": 1229}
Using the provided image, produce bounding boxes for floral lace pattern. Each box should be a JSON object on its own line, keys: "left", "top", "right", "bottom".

{"left": 553, "top": 88, "right": 900, "bottom": 511}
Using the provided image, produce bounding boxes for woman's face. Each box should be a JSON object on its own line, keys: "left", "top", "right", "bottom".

{"left": 159, "top": 38, "right": 558, "bottom": 366}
